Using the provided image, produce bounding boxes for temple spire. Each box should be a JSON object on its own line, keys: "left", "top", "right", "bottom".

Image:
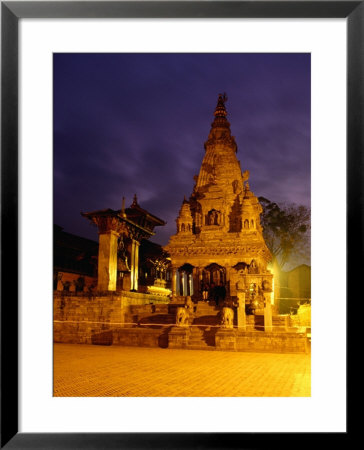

{"left": 121, "top": 196, "right": 126, "bottom": 217}
{"left": 214, "top": 93, "right": 228, "bottom": 118}
{"left": 131, "top": 193, "right": 139, "bottom": 207}
{"left": 210, "top": 92, "right": 231, "bottom": 132}
{"left": 203, "top": 93, "right": 237, "bottom": 153}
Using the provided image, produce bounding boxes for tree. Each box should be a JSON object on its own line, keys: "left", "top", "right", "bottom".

{"left": 258, "top": 197, "right": 311, "bottom": 270}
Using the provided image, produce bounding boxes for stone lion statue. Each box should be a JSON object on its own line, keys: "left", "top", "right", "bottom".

{"left": 176, "top": 307, "right": 189, "bottom": 327}
{"left": 221, "top": 307, "right": 234, "bottom": 329}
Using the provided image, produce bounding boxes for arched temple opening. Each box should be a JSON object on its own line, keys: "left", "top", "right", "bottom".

{"left": 176, "top": 263, "right": 195, "bottom": 296}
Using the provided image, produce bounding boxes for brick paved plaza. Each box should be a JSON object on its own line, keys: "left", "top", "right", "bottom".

{"left": 54, "top": 344, "right": 310, "bottom": 397}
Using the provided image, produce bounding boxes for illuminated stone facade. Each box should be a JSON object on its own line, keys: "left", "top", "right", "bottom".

{"left": 165, "top": 94, "right": 273, "bottom": 312}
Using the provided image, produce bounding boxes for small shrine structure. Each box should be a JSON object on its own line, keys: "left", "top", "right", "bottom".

{"left": 82, "top": 195, "right": 165, "bottom": 292}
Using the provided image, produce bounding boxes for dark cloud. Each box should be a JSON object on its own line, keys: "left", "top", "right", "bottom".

{"left": 54, "top": 53, "right": 310, "bottom": 245}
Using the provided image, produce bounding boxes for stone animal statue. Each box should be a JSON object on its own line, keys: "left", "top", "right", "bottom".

{"left": 176, "top": 307, "right": 189, "bottom": 327}
{"left": 221, "top": 307, "right": 234, "bottom": 329}
{"left": 185, "top": 295, "right": 194, "bottom": 311}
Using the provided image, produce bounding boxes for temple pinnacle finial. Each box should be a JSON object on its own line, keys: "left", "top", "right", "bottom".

{"left": 121, "top": 196, "right": 126, "bottom": 217}
{"left": 132, "top": 193, "right": 139, "bottom": 207}
{"left": 214, "top": 92, "right": 228, "bottom": 118}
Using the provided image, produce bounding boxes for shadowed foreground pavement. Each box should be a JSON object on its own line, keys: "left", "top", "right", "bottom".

{"left": 53, "top": 344, "right": 310, "bottom": 397}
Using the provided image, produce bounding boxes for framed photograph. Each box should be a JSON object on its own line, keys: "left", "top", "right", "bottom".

{"left": 2, "top": 1, "right": 357, "bottom": 448}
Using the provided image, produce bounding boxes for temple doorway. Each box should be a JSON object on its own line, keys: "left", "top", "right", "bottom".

{"left": 203, "top": 263, "right": 226, "bottom": 285}
{"left": 177, "top": 263, "right": 194, "bottom": 296}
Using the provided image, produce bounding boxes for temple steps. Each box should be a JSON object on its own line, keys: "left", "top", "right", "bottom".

{"left": 187, "top": 326, "right": 217, "bottom": 349}
{"left": 194, "top": 301, "right": 220, "bottom": 317}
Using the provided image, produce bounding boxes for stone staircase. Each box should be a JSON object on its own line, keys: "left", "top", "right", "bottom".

{"left": 125, "top": 301, "right": 221, "bottom": 349}
{"left": 186, "top": 326, "right": 216, "bottom": 350}
{"left": 194, "top": 301, "right": 219, "bottom": 317}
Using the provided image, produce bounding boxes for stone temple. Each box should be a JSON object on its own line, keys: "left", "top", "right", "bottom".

{"left": 165, "top": 94, "right": 273, "bottom": 313}
{"left": 54, "top": 94, "right": 309, "bottom": 354}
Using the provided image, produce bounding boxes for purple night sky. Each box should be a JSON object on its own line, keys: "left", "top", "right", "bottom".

{"left": 54, "top": 53, "right": 310, "bottom": 246}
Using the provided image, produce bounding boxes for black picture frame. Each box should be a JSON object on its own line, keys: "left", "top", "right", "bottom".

{"left": 1, "top": 1, "right": 357, "bottom": 448}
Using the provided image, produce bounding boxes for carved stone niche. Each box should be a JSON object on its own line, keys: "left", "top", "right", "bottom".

{"left": 206, "top": 209, "right": 221, "bottom": 226}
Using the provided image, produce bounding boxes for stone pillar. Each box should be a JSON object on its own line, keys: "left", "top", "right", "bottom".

{"left": 236, "top": 291, "right": 246, "bottom": 331}
{"left": 225, "top": 265, "right": 231, "bottom": 296}
{"left": 97, "top": 231, "right": 118, "bottom": 291}
{"left": 177, "top": 270, "right": 182, "bottom": 295}
{"left": 189, "top": 273, "right": 193, "bottom": 296}
{"left": 130, "top": 239, "right": 140, "bottom": 291}
{"left": 192, "top": 268, "right": 199, "bottom": 298}
{"left": 182, "top": 272, "right": 187, "bottom": 296}
{"left": 171, "top": 267, "right": 177, "bottom": 297}
{"left": 263, "top": 292, "right": 273, "bottom": 332}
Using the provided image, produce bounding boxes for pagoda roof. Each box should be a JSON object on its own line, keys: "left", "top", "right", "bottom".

{"left": 81, "top": 202, "right": 165, "bottom": 237}
{"left": 123, "top": 204, "right": 165, "bottom": 227}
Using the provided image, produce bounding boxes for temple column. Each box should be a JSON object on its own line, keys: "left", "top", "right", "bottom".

{"left": 198, "top": 267, "right": 204, "bottom": 298}
{"left": 97, "top": 230, "right": 119, "bottom": 291}
{"left": 192, "top": 267, "right": 199, "bottom": 298}
{"left": 182, "top": 272, "right": 188, "bottom": 296}
{"left": 263, "top": 292, "right": 273, "bottom": 332}
{"left": 130, "top": 239, "right": 140, "bottom": 291}
{"left": 225, "top": 265, "right": 231, "bottom": 296}
{"left": 171, "top": 267, "right": 177, "bottom": 297}
{"left": 189, "top": 273, "right": 193, "bottom": 296}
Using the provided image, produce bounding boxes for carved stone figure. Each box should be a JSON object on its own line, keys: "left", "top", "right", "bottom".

{"left": 176, "top": 307, "right": 189, "bottom": 327}
{"left": 262, "top": 279, "right": 272, "bottom": 292}
{"left": 248, "top": 260, "right": 259, "bottom": 274}
{"left": 236, "top": 278, "right": 245, "bottom": 291}
{"left": 232, "top": 179, "right": 239, "bottom": 194}
{"left": 221, "top": 307, "right": 234, "bottom": 328}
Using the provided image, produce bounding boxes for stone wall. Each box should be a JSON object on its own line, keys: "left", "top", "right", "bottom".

{"left": 235, "top": 330, "right": 308, "bottom": 353}
{"left": 54, "top": 291, "right": 170, "bottom": 344}
{"left": 54, "top": 293, "right": 309, "bottom": 353}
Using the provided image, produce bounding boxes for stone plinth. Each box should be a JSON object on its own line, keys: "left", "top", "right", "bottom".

{"left": 98, "top": 231, "right": 118, "bottom": 291}
{"left": 168, "top": 326, "right": 190, "bottom": 349}
{"left": 235, "top": 330, "right": 309, "bottom": 353}
{"left": 215, "top": 328, "right": 237, "bottom": 351}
